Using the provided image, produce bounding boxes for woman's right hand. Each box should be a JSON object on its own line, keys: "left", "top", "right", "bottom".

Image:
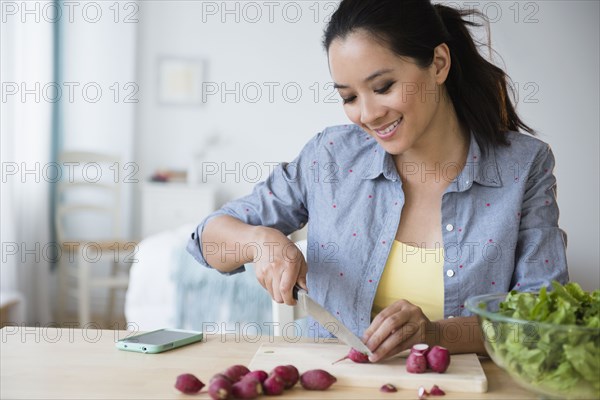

{"left": 251, "top": 226, "right": 307, "bottom": 305}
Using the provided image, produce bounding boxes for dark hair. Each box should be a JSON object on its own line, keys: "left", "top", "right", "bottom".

{"left": 323, "top": 0, "right": 534, "bottom": 150}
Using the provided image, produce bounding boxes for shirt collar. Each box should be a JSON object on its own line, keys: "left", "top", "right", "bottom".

{"left": 361, "top": 146, "right": 399, "bottom": 181}
{"left": 361, "top": 131, "right": 502, "bottom": 189}
{"left": 459, "top": 132, "right": 502, "bottom": 190}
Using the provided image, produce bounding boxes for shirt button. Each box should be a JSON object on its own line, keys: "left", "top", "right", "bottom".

{"left": 465, "top": 180, "right": 470, "bottom": 185}
{"left": 446, "top": 270, "right": 455, "bottom": 277}
{"left": 445, "top": 224, "right": 454, "bottom": 232}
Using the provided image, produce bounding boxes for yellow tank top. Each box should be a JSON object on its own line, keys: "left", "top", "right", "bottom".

{"left": 372, "top": 240, "right": 445, "bottom": 321}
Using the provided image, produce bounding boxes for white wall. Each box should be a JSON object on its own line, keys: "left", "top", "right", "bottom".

{"left": 135, "top": 1, "right": 599, "bottom": 290}
{"left": 135, "top": 1, "right": 347, "bottom": 200}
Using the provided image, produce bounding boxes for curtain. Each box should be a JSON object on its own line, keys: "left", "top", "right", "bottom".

{"left": 1, "top": 1, "right": 55, "bottom": 325}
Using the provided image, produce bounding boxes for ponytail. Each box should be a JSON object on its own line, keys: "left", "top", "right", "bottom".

{"left": 433, "top": 4, "right": 534, "bottom": 150}
{"left": 324, "top": 0, "right": 534, "bottom": 151}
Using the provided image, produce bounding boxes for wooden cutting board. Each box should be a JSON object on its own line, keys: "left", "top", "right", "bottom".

{"left": 249, "top": 342, "right": 488, "bottom": 393}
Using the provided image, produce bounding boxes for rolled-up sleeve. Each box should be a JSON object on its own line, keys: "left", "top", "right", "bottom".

{"left": 186, "top": 132, "right": 321, "bottom": 273}
{"left": 511, "top": 144, "right": 569, "bottom": 291}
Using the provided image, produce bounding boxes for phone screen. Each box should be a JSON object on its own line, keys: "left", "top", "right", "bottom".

{"left": 122, "top": 330, "right": 198, "bottom": 345}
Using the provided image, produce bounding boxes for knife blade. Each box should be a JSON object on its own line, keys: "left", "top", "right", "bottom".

{"left": 293, "top": 284, "right": 373, "bottom": 356}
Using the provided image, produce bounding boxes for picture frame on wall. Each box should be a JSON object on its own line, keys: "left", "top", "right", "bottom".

{"left": 157, "top": 57, "right": 205, "bottom": 106}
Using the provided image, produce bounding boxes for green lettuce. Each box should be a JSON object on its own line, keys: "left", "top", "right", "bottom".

{"left": 483, "top": 281, "right": 600, "bottom": 398}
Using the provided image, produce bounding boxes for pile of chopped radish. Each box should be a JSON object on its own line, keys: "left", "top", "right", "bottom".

{"left": 174, "top": 364, "right": 336, "bottom": 399}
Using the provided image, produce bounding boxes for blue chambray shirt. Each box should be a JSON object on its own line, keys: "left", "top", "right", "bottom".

{"left": 187, "top": 124, "right": 569, "bottom": 338}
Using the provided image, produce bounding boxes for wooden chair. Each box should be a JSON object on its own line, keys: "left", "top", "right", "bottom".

{"left": 0, "top": 291, "right": 24, "bottom": 328}
{"left": 55, "top": 151, "right": 136, "bottom": 327}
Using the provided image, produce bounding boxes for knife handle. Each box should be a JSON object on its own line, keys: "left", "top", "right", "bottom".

{"left": 292, "top": 284, "right": 302, "bottom": 300}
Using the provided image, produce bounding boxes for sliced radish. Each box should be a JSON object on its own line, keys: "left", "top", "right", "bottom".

{"left": 411, "top": 343, "right": 430, "bottom": 355}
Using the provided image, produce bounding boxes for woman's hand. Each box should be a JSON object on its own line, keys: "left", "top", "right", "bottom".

{"left": 252, "top": 226, "right": 307, "bottom": 305}
{"left": 362, "top": 299, "right": 437, "bottom": 363}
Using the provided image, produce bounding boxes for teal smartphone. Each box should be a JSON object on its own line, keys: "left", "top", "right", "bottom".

{"left": 115, "top": 328, "right": 203, "bottom": 354}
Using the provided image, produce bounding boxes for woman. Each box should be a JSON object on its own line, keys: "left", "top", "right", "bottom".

{"left": 187, "top": 0, "right": 568, "bottom": 361}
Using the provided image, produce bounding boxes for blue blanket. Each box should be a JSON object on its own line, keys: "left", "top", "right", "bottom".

{"left": 171, "top": 242, "right": 273, "bottom": 332}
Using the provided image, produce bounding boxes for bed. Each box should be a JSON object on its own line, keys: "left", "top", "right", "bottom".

{"left": 124, "top": 224, "right": 306, "bottom": 335}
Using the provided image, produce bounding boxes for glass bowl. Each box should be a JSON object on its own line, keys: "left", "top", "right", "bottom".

{"left": 465, "top": 293, "right": 600, "bottom": 399}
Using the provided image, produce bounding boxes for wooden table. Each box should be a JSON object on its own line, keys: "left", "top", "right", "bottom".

{"left": 0, "top": 327, "right": 539, "bottom": 399}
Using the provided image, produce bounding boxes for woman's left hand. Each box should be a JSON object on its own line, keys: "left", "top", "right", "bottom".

{"left": 362, "top": 299, "right": 437, "bottom": 363}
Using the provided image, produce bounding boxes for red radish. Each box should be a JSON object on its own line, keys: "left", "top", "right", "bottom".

{"left": 224, "top": 364, "right": 250, "bottom": 382}
{"left": 332, "top": 347, "right": 370, "bottom": 364}
{"left": 430, "top": 384, "right": 446, "bottom": 395}
{"left": 300, "top": 369, "right": 337, "bottom": 390}
{"left": 406, "top": 352, "right": 427, "bottom": 373}
{"left": 283, "top": 365, "right": 299, "bottom": 388}
{"left": 380, "top": 383, "right": 397, "bottom": 392}
{"left": 174, "top": 373, "right": 204, "bottom": 394}
{"left": 426, "top": 346, "right": 451, "bottom": 373}
{"left": 231, "top": 377, "right": 262, "bottom": 399}
{"left": 262, "top": 374, "right": 285, "bottom": 395}
{"left": 418, "top": 386, "right": 429, "bottom": 399}
{"left": 270, "top": 365, "right": 299, "bottom": 389}
{"left": 411, "top": 343, "right": 430, "bottom": 355}
{"left": 244, "top": 370, "right": 268, "bottom": 384}
{"left": 208, "top": 377, "right": 232, "bottom": 400}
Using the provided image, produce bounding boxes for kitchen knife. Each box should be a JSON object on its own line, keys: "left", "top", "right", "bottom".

{"left": 292, "top": 284, "right": 373, "bottom": 356}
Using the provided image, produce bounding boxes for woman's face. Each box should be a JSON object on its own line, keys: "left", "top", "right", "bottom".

{"left": 328, "top": 31, "right": 451, "bottom": 156}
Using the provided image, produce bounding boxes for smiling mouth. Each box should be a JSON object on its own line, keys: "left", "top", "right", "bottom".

{"left": 373, "top": 117, "right": 403, "bottom": 137}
